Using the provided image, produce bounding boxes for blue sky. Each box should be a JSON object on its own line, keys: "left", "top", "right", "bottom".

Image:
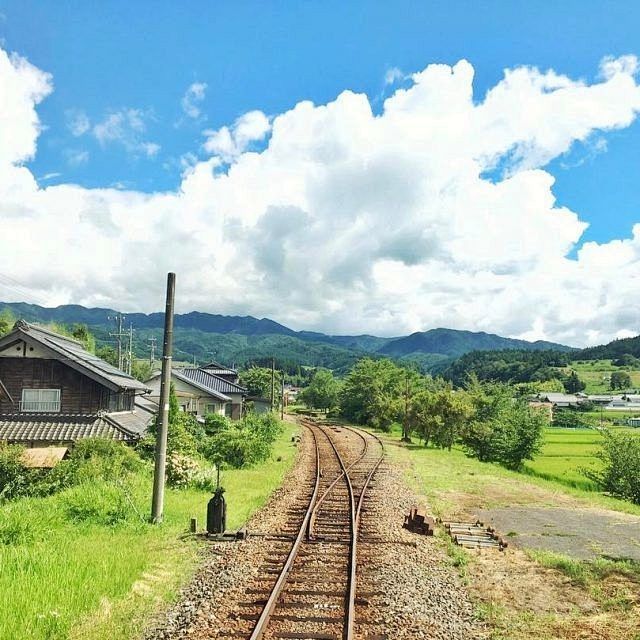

{"left": 1, "top": 2, "right": 640, "bottom": 344}
{"left": 2, "top": 0, "right": 639, "bottom": 246}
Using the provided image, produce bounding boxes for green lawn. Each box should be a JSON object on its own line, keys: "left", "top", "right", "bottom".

{"left": 0, "top": 421, "right": 299, "bottom": 640}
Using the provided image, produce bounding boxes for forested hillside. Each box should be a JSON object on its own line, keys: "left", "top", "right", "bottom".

{"left": 0, "top": 302, "right": 573, "bottom": 374}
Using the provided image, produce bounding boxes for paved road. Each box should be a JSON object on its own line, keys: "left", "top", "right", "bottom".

{"left": 479, "top": 506, "right": 640, "bottom": 561}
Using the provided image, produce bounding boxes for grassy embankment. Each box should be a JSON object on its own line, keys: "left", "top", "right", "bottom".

{"left": 0, "top": 421, "right": 298, "bottom": 640}
{"left": 377, "top": 425, "right": 640, "bottom": 639}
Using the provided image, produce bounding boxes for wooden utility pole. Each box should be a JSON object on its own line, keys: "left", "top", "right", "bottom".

{"left": 109, "top": 313, "right": 127, "bottom": 370}
{"left": 281, "top": 375, "right": 285, "bottom": 420}
{"left": 402, "top": 371, "right": 411, "bottom": 442}
{"left": 148, "top": 336, "right": 157, "bottom": 366}
{"left": 271, "top": 357, "right": 275, "bottom": 411}
{"left": 151, "top": 272, "right": 176, "bottom": 524}
{"left": 127, "top": 324, "right": 134, "bottom": 375}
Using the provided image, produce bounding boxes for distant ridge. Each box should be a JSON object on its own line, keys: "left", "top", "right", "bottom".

{"left": 378, "top": 328, "right": 572, "bottom": 358}
{"left": 0, "top": 302, "right": 574, "bottom": 371}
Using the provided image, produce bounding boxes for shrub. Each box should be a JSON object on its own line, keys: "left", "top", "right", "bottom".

{"left": 204, "top": 413, "right": 230, "bottom": 436}
{"left": 204, "top": 413, "right": 283, "bottom": 469}
{"left": 583, "top": 430, "right": 640, "bottom": 504}
{"left": 59, "top": 438, "right": 144, "bottom": 486}
{"left": 166, "top": 453, "right": 200, "bottom": 488}
{"left": 0, "top": 444, "right": 32, "bottom": 501}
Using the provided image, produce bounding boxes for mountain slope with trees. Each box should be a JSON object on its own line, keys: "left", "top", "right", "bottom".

{"left": 0, "top": 302, "right": 574, "bottom": 373}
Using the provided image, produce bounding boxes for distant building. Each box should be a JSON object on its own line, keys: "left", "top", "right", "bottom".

{"left": 538, "top": 393, "right": 582, "bottom": 408}
{"left": 0, "top": 321, "right": 154, "bottom": 446}
{"left": 146, "top": 364, "right": 247, "bottom": 420}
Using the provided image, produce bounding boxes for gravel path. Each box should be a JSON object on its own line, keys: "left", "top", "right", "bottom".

{"left": 144, "top": 420, "right": 484, "bottom": 640}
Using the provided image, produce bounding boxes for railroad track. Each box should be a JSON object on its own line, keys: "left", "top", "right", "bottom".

{"left": 218, "top": 418, "right": 384, "bottom": 640}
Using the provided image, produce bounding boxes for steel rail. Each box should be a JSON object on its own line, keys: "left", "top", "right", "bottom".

{"left": 339, "top": 426, "right": 384, "bottom": 640}
{"left": 313, "top": 425, "right": 357, "bottom": 640}
{"left": 307, "top": 426, "right": 369, "bottom": 539}
{"left": 247, "top": 420, "right": 321, "bottom": 640}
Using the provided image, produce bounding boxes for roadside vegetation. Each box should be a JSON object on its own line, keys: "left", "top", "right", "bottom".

{"left": 0, "top": 386, "right": 296, "bottom": 640}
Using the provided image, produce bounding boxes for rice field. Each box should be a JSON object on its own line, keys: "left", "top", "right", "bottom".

{"left": 523, "top": 426, "right": 638, "bottom": 490}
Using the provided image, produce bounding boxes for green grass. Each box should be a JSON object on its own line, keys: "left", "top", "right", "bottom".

{"left": 378, "top": 427, "right": 640, "bottom": 517}
{"left": 522, "top": 427, "right": 639, "bottom": 491}
{"left": 563, "top": 359, "right": 640, "bottom": 393}
{"left": 0, "top": 421, "right": 299, "bottom": 640}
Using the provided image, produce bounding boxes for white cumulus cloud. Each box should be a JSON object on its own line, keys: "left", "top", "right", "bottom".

{"left": 1, "top": 47, "right": 640, "bottom": 347}
{"left": 203, "top": 110, "right": 271, "bottom": 161}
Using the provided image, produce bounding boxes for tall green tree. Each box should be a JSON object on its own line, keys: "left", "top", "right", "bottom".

{"left": 299, "top": 369, "right": 340, "bottom": 412}
{"left": 462, "top": 380, "right": 547, "bottom": 469}
{"left": 339, "top": 358, "right": 404, "bottom": 431}
{"left": 610, "top": 370, "right": 631, "bottom": 390}
{"left": 240, "top": 366, "right": 282, "bottom": 399}
{"left": 563, "top": 370, "right": 585, "bottom": 393}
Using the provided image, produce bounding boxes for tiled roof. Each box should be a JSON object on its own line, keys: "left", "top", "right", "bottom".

{"left": 0, "top": 321, "right": 149, "bottom": 393}
{"left": 177, "top": 367, "right": 246, "bottom": 396}
{"left": 171, "top": 370, "right": 231, "bottom": 401}
{"left": 0, "top": 413, "right": 137, "bottom": 443}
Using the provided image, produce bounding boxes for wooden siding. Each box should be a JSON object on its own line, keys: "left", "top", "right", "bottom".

{"left": 0, "top": 357, "right": 112, "bottom": 413}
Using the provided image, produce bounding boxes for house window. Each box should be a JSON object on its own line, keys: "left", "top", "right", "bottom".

{"left": 21, "top": 389, "right": 61, "bottom": 412}
{"left": 225, "top": 403, "right": 233, "bottom": 418}
{"left": 206, "top": 404, "right": 217, "bottom": 414}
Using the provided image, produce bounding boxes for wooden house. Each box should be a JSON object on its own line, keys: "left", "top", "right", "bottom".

{"left": 0, "top": 321, "right": 154, "bottom": 446}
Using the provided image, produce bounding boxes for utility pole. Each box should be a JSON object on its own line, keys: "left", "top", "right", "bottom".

{"left": 148, "top": 336, "right": 157, "bottom": 366}
{"left": 281, "top": 375, "right": 285, "bottom": 420}
{"left": 109, "top": 313, "right": 127, "bottom": 371}
{"left": 271, "top": 357, "right": 275, "bottom": 412}
{"left": 402, "top": 371, "right": 411, "bottom": 443}
{"left": 151, "top": 272, "right": 176, "bottom": 525}
{"left": 127, "top": 324, "right": 134, "bottom": 375}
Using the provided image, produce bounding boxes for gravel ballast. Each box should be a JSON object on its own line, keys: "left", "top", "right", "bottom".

{"left": 144, "top": 421, "right": 484, "bottom": 639}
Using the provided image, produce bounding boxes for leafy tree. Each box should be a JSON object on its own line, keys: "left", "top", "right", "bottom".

{"left": 0, "top": 309, "right": 16, "bottom": 337}
{"left": 240, "top": 366, "right": 282, "bottom": 399}
{"left": 583, "top": 430, "right": 640, "bottom": 504}
{"left": 71, "top": 324, "right": 96, "bottom": 353}
{"left": 299, "top": 369, "right": 340, "bottom": 412}
{"left": 408, "top": 387, "right": 473, "bottom": 450}
{"left": 563, "top": 370, "right": 586, "bottom": 393}
{"left": 96, "top": 345, "right": 119, "bottom": 367}
{"left": 612, "top": 353, "right": 640, "bottom": 367}
{"left": 461, "top": 381, "right": 547, "bottom": 469}
{"left": 551, "top": 408, "right": 594, "bottom": 429}
{"left": 131, "top": 359, "right": 153, "bottom": 382}
{"left": 610, "top": 370, "right": 632, "bottom": 390}
{"left": 339, "top": 358, "right": 405, "bottom": 431}
{"left": 139, "top": 384, "right": 202, "bottom": 458}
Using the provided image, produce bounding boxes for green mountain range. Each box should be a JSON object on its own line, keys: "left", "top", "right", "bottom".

{"left": 0, "top": 302, "right": 573, "bottom": 373}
